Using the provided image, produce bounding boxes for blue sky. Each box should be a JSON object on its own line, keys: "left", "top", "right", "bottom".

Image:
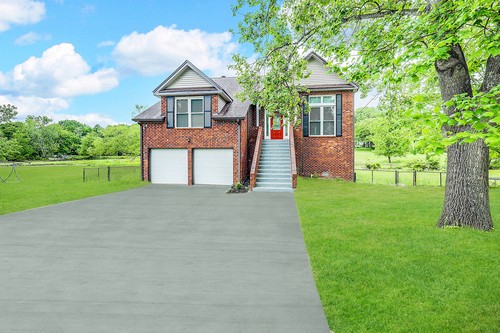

{"left": 0, "top": 0, "right": 375, "bottom": 126}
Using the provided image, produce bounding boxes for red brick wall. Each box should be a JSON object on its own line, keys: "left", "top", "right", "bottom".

{"left": 293, "top": 91, "right": 354, "bottom": 181}
{"left": 141, "top": 95, "right": 243, "bottom": 184}
{"left": 142, "top": 92, "right": 353, "bottom": 184}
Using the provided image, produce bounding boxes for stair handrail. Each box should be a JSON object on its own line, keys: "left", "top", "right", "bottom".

{"left": 289, "top": 124, "right": 298, "bottom": 189}
{"left": 250, "top": 126, "right": 264, "bottom": 190}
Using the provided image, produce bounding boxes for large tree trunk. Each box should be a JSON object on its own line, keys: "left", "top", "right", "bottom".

{"left": 434, "top": 44, "right": 493, "bottom": 230}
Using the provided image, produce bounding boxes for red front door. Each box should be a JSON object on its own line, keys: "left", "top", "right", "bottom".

{"left": 270, "top": 113, "right": 284, "bottom": 140}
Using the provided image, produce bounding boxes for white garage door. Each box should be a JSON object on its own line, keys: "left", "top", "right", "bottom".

{"left": 150, "top": 149, "right": 188, "bottom": 184}
{"left": 193, "top": 149, "right": 234, "bottom": 185}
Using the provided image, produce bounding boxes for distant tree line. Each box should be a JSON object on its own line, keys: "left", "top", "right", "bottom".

{"left": 0, "top": 104, "right": 139, "bottom": 161}
{"left": 355, "top": 100, "right": 500, "bottom": 169}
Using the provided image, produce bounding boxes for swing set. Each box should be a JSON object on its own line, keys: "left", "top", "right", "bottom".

{"left": 0, "top": 163, "right": 22, "bottom": 183}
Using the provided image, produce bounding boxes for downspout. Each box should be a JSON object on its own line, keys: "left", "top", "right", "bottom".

{"left": 140, "top": 124, "right": 144, "bottom": 181}
{"left": 237, "top": 119, "right": 241, "bottom": 183}
{"left": 351, "top": 94, "right": 355, "bottom": 181}
{"left": 256, "top": 103, "right": 259, "bottom": 126}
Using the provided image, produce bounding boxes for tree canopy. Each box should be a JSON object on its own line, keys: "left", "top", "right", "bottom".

{"left": 0, "top": 104, "right": 18, "bottom": 124}
{"left": 0, "top": 106, "right": 140, "bottom": 161}
{"left": 232, "top": 0, "right": 499, "bottom": 230}
{"left": 232, "top": 0, "right": 499, "bottom": 144}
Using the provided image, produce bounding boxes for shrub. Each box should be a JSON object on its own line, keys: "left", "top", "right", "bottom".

{"left": 365, "top": 162, "right": 381, "bottom": 170}
{"left": 405, "top": 156, "right": 440, "bottom": 171}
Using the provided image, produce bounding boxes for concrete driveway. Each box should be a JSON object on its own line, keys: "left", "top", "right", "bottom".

{"left": 0, "top": 185, "right": 329, "bottom": 332}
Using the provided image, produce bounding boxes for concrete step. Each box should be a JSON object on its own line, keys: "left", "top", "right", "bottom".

{"left": 260, "top": 151, "right": 290, "bottom": 155}
{"left": 256, "top": 177, "right": 292, "bottom": 186}
{"left": 257, "top": 172, "right": 291, "bottom": 177}
{"left": 260, "top": 156, "right": 290, "bottom": 160}
{"left": 260, "top": 152, "right": 290, "bottom": 155}
{"left": 259, "top": 158, "right": 290, "bottom": 165}
{"left": 255, "top": 181, "right": 292, "bottom": 188}
{"left": 255, "top": 139, "right": 293, "bottom": 192}
{"left": 257, "top": 174, "right": 291, "bottom": 179}
{"left": 262, "top": 140, "right": 289, "bottom": 144}
{"left": 261, "top": 147, "right": 290, "bottom": 151}
{"left": 257, "top": 165, "right": 291, "bottom": 173}
{"left": 259, "top": 161, "right": 290, "bottom": 166}
{"left": 252, "top": 186, "right": 294, "bottom": 193}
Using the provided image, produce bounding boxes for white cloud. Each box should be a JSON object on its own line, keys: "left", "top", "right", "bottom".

{"left": 98, "top": 40, "right": 115, "bottom": 48}
{"left": 0, "top": 43, "right": 121, "bottom": 126}
{"left": 0, "top": 94, "right": 70, "bottom": 116}
{"left": 0, "top": 94, "right": 117, "bottom": 126}
{"left": 8, "top": 43, "right": 119, "bottom": 97}
{"left": 0, "top": 0, "right": 45, "bottom": 32}
{"left": 14, "top": 31, "right": 51, "bottom": 46}
{"left": 113, "top": 25, "right": 238, "bottom": 76}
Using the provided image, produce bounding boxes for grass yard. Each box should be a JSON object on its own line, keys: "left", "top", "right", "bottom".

{"left": 355, "top": 169, "right": 447, "bottom": 186}
{"left": 0, "top": 165, "right": 146, "bottom": 215}
{"left": 295, "top": 178, "right": 499, "bottom": 332}
{"left": 355, "top": 148, "right": 447, "bottom": 170}
{"left": 0, "top": 156, "right": 140, "bottom": 168}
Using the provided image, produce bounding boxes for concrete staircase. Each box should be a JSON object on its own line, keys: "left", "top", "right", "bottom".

{"left": 253, "top": 139, "right": 293, "bottom": 192}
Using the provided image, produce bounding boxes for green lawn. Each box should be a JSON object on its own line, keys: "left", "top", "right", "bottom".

{"left": 0, "top": 165, "right": 146, "bottom": 215}
{"left": 0, "top": 156, "right": 140, "bottom": 168}
{"left": 355, "top": 148, "right": 447, "bottom": 170}
{"left": 295, "top": 178, "right": 499, "bottom": 332}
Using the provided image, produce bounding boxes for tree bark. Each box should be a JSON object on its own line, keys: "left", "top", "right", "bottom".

{"left": 435, "top": 44, "right": 493, "bottom": 230}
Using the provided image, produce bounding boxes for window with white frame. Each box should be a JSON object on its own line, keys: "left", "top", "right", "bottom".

{"left": 309, "top": 95, "right": 335, "bottom": 136}
{"left": 176, "top": 97, "right": 204, "bottom": 128}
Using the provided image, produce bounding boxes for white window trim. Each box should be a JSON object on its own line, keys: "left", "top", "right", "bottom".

{"left": 176, "top": 96, "right": 204, "bottom": 128}
{"left": 309, "top": 95, "right": 336, "bottom": 136}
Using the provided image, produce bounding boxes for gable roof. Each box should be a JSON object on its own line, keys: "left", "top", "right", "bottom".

{"left": 153, "top": 60, "right": 232, "bottom": 101}
{"left": 299, "top": 51, "right": 358, "bottom": 91}
{"left": 212, "top": 76, "right": 251, "bottom": 120}
{"left": 134, "top": 52, "right": 357, "bottom": 122}
{"left": 133, "top": 76, "right": 250, "bottom": 122}
{"left": 303, "top": 51, "right": 328, "bottom": 64}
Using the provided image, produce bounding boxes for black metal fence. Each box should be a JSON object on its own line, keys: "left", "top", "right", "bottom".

{"left": 355, "top": 169, "right": 500, "bottom": 187}
{"left": 82, "top": 166, "right": 141, "bottom": 182}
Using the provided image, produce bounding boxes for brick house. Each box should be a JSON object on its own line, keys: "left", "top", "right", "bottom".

{"left": 133, "top": 52, "right": 357, "bottom": 191}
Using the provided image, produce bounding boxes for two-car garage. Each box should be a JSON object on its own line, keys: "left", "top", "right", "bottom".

{"left": 149, "top": 148, "right": 234, "bottom": 185}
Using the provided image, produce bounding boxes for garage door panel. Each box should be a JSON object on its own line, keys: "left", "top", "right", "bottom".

{"left": 193, "top": 149, "right": 233, "bottom": 185}
{"left": 150, "top": 149, "right": 188, "bottom": 184}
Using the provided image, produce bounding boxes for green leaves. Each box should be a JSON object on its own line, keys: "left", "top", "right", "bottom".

{"left": 232, "top": 0, "right": 500, "bottom": 153}
{"left": 417, "top": 84, "right": 500, "bottom": 151}
{"left": 0, "top": 104, "right": 18, "bottom": 124}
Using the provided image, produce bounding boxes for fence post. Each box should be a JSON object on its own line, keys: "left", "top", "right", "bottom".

{"left": 413, "top": 170, "right": 417, "bottom": 186}
{"left": 371, "top": 170, "right": 374, "bottom": 184}
{"left": 83, "top": 168, "right": 85, "bottom": 182}
{"left": 439, "top": 172, "right": 442, "bottom": 187}
{"left": 395, "top": 170, "right": 399, "bottom": 185}
{"left": 107, "top": 166, "right": 111, "bottom": 182}
{"left": 353, "top": 172, "right": 356, "bottom": 183}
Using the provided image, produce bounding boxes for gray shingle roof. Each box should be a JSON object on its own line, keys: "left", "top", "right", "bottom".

{"left": 212, "top": 77, "right": 250, "bottom": 119}
{"left": 133, "top": 54, "right": 356, "bottom": 122}
{"left": 133, "top": 77, "right": 251, "bottom": 122}
{"left": 132, "top": 102, "right": 163, "bottom": 122}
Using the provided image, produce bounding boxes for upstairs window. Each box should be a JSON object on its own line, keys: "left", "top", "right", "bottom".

{"left": 309, "top": 95, "right": 336, "bottom": 136}
{"left": 176, "top": 97, "right": 204, "bottom": 128}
